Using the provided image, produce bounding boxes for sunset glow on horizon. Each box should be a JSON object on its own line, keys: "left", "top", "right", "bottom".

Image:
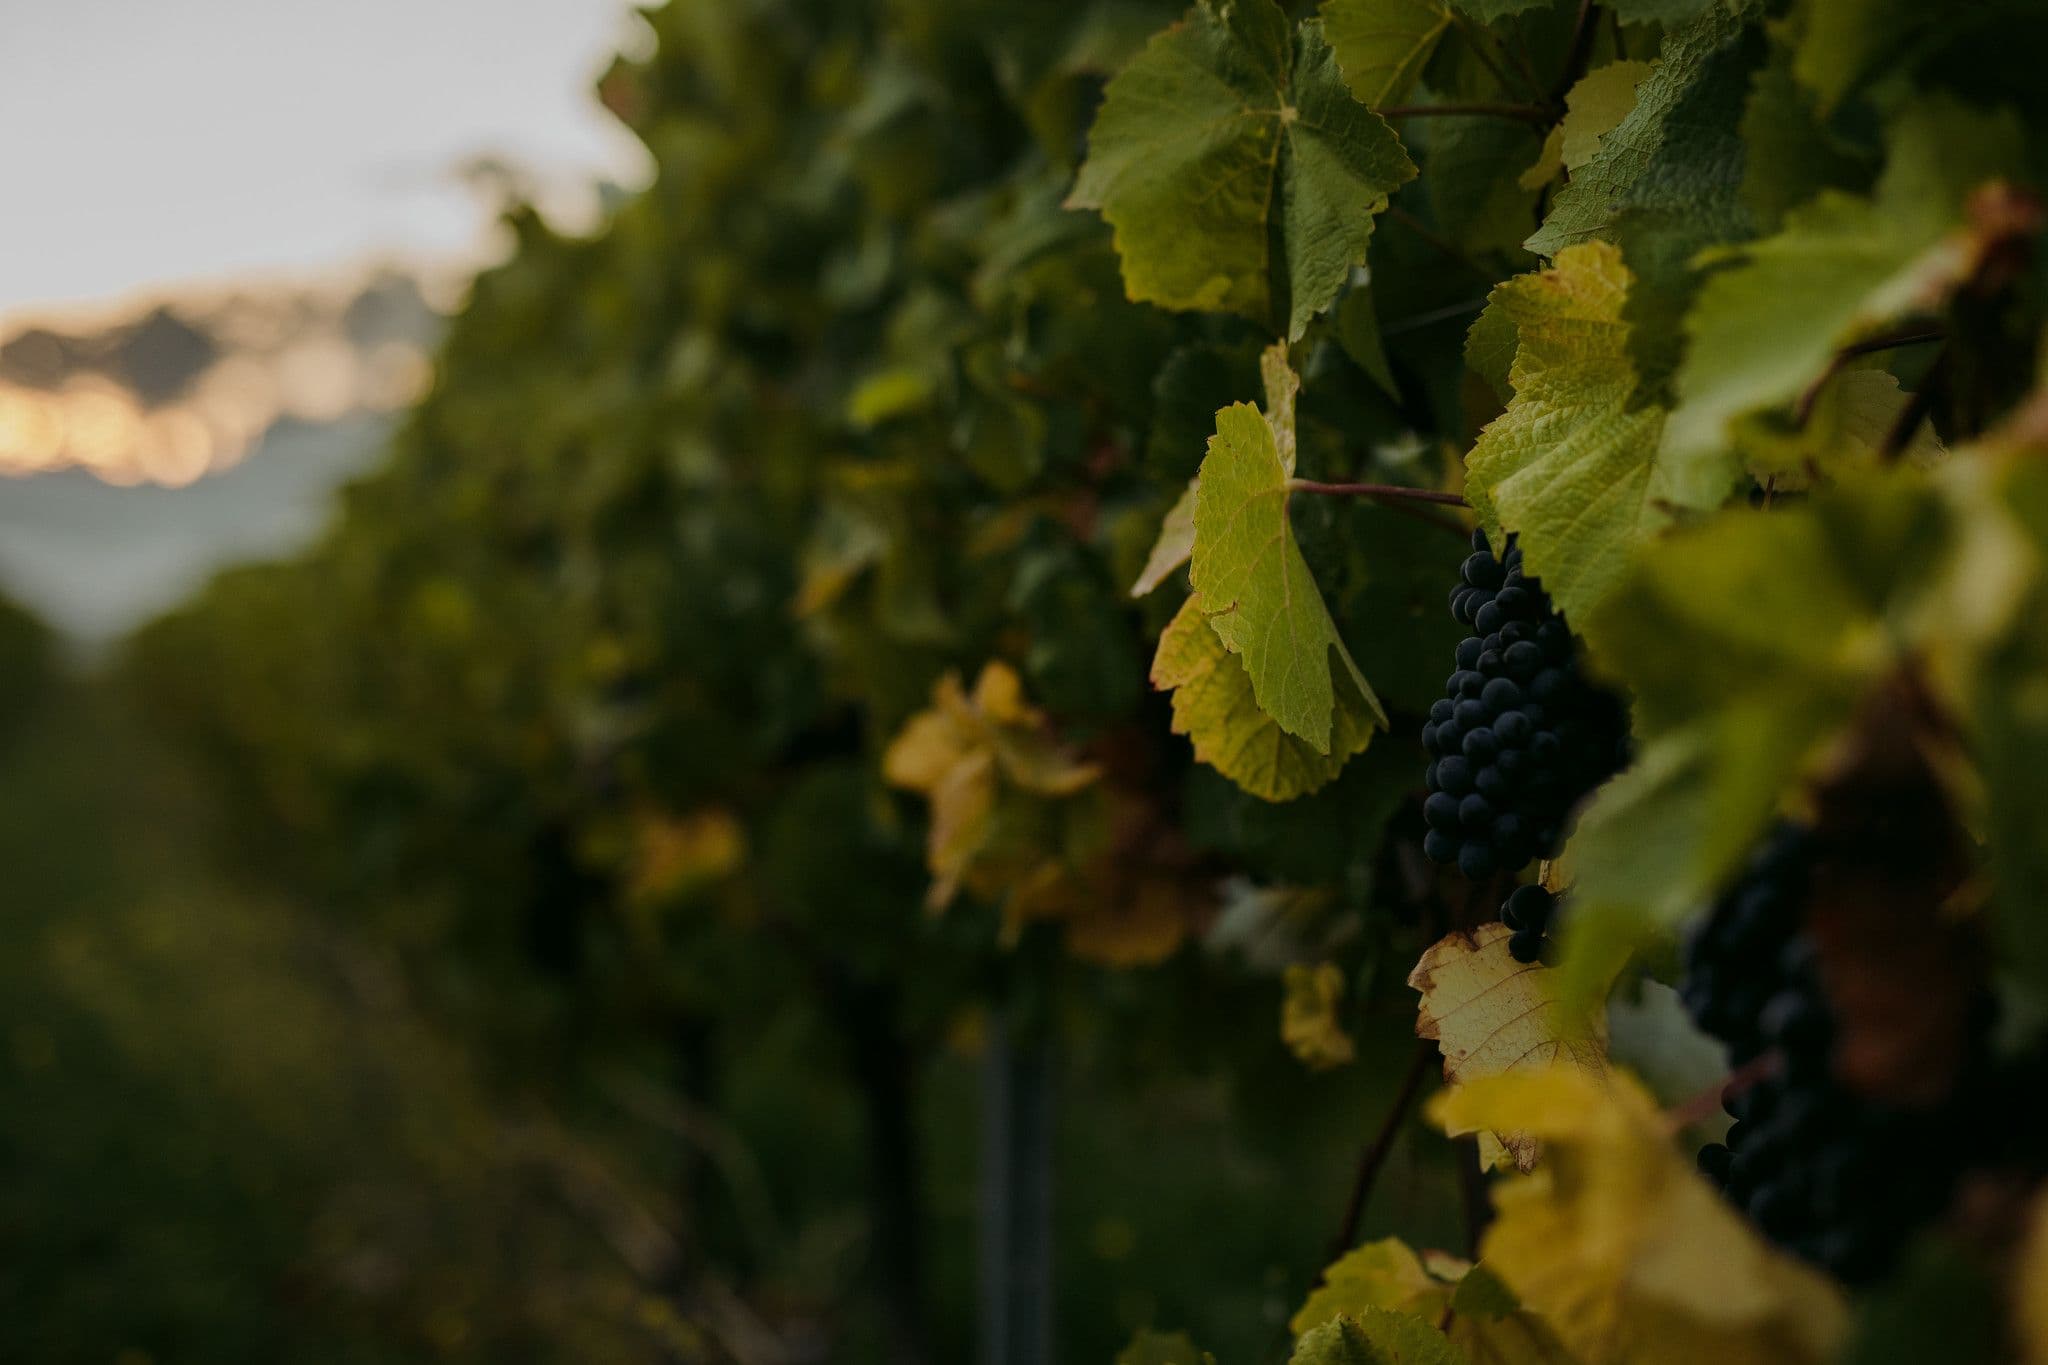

{"left": 0, "top": 270, "right": 441, "bottom": 487}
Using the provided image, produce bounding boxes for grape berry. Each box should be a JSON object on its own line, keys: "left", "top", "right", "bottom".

{"left": 1681, "top": 823, "right": 1994, "bottom": 1284}
{"left": 1421, "top": 531, "right": 1627, "bottom": 881}
{"left": 1501, "top": 883, "right": 1557, "bottom": 965}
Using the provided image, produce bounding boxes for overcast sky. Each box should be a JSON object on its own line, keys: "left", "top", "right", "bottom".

{"left": 0, "top": 0, "right": 651, "bottom": 321}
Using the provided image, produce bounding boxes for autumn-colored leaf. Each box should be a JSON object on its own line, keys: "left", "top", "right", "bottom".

{"left": 882, "top": 661, "right": 1100, "bottom": 909}
{"left": 1431, "top": 1069, "right": 1850, "bottom": 1365}
{"left": 2019, "top": 1190, "right": 2048, "bottom": 1365}
{"left": 1282, "top": 962, "right": 1358, "bottom": 1071}
{"left": 1151, "top": 594, "right": 1376, "bottom": 801}
{"left": 628, "top": 805, "right": 746, "bottom": 904}
{"left": 1295, "top": 1240, "right": 1580, "bottom": 1365}
{"left": 1409, "top": 923, "right": 1609, "bottom": 1170}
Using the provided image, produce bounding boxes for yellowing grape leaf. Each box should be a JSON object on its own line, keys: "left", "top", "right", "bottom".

{"left": 1001, "top": 788, "right": 1216, "bottom": 968}
{"left": 1430, "top": 1070, "right": 1849, "bottom": 1365}
{"left": 2019, "top": 1189, "right": 2048, "bottom": 1365}
{"left": 847, "top": 366, "right": 937, "bottom": 428}
{"left": 1131, "top": 481, "right": 1199, "bottom": 597}
{"left": 1291, "top": 1310, "right": 1466, "bottom": 1365}
{"left": 1450, "top": 1295, "right": 1581, "bottom": 1365}
{"left": 1294, "top": 1239, "right": 1452, "bottom": 1335}
{"left": 628, "top": 806, "right": 746, "bottom": 904}
{"left": 1059, "top": 884, "right": 1200, "bottom": 967}
{"left": 1409, "top": 923, "right": 1608, "bottom": 1171}
{"left": 1663, "top": 97, "right": 2031, "bottom": 461}
{"left": 1282, "top": 961, "right": 1357, "bottom": 1069}
{"left": 1068, "top": 0, "right": 1416, "bottom": 338}
{"left": 1295, "top": 1242, "right": 1582, "bottom": 1365}
{"left": 1463, "top": 242, "right": 1713, "bottom": 626}
{"left": 1519, "top": 60, "right": 1655, "bottom": 192}
{"left": 1558, "top": 61, "right": 1652, "bottom": 173}
{"left": 882, "top": 662, "right": 1100, "bottom": 909}
{"left": 1151, "top": 594, "right": 1375, "bottom": 799}
{"left": 1191, "top": 347, "right": 1386, "bottom": 751}
{"left": 1319, "top": 0, "right": 1452, "bottom": 108}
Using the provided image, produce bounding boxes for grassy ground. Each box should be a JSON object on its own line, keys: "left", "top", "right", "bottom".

{"left": 0, "top": 673, "right": 1461, "bottom": 1364}
{"left": 0, "top": 683, "right": 675, "bottom": 1363}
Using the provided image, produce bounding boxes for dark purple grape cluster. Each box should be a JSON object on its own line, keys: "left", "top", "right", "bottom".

{"left": 1679, "top": 823, "right": 1816, "bottom": 1062}
{"left": 1420, "top": 531, "right": 1629, "bottom": 880}
{"left": 1502, "top": 883, "right": 1557, "bottom": 964}
{"left": 1682, "top": 823, "right": 1990, "bottom": 1284}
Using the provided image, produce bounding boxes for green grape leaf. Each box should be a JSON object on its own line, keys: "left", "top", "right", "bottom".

{"left": 1516, "top": 57, "right": 1651, "bottom": 193}
{"left": 1292, "top": 1310, "right": 1470, "bottom": 1365}
{"left": 1526, "top": 1, "right": 1764, "bottom": 387}
{"left": 1463, "top": 242, "right": 1716, "bottom": 626}
{"left": 1663, "top": 97, "right": 2029, "bottom": 462}
{"left": 1154, "top": 586, "right": 1377, "bottom": 800}
{"left": 1320, "top": 0, "right": 1453, "bottom": 107}
{"left": 1132, "top": 482, "right": 1200, "bottom": 596}
{"left": 1190, "top": 349, "right": 1387, "bottom": 750}
{"left": 1737, "top": 50, "right": 1876, "bottom": 233}
{"left": 1605, "top": 0, "right": 1715, "bottom": 21}
{"left": 1423, "top": 115, "right": 1546, "bottom": 256}
{"left": 1791, "top": 0, "right": 1937, "bottom": 113}
{"left": 1731, "top": 367, "right": 1942, "bottom": 489}
{"left": 1555, "top": 60, "right": 1652, "bottom": 172}
{"left": 1069, "top": 2, "right": 1416, "bottom": 338}
{"left": 1336, "top": 281, "right": 1401, "bottom": 400}
{"left": 1566, "top": 473, "right": 2031, "bottom": 967}
{"left": 1118, "top": 1327, "right": 1218, "bottom": 1365}
{"left": 1148, "top": 341, "right": 1266, "bottom": 481}
{"left": 1525, "top": 0, "right": 1760, "bottom": 260}
{"left": 1464, "top": 295, "right": 1519, "bottom": 405}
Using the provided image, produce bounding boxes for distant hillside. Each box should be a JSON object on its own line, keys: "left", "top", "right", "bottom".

{"left": 0, "top": 413, "right": 389, "bottom": 649}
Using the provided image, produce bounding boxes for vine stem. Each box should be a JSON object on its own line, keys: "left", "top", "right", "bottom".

{"left": 1322, "top": 1040, "right": 1440, "bottom": 1267}
{"left": 1290, "top": 478, "right": 1469, "bottom": 507}
{"left": 1378, "top": 102, "right": 1554, "bottom": 125}
{"left": 1548, "top": 0, "right": 1601, "bottom": 105}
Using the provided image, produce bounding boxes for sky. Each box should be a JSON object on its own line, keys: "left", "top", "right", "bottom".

{"left": 0, "top": 0, "right": 655, "bottom": 643}
{"left": 0, "top": 0, "right": 652, "bottom": 321}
